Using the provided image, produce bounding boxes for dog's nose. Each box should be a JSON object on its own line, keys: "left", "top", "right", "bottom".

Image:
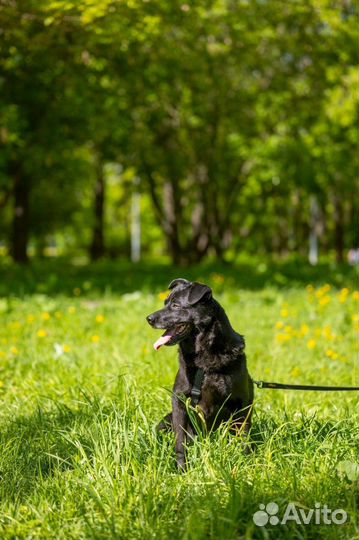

{"left": 146, "top": 314, "right": 155, "bottom": 325}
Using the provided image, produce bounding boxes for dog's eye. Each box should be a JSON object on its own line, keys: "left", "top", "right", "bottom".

{"left": 171, "top": 303, "right": 180, "bottom": 309}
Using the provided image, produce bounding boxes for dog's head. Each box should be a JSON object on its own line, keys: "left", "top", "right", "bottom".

{"left": 146, "top": 278, "right": 214, "bottom": 350}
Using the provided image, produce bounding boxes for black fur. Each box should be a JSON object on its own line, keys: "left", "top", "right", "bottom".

{"left": 147, "top": 278, "right": 254, "bottom": 470}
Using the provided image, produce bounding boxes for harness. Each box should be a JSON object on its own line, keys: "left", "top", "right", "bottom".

{"left": 190, "top": 368, "right": 205, "bottom": 406}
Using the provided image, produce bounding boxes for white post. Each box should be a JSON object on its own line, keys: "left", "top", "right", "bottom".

{"left": 309, "top": 195, "right": 319, "bottom": 265}
{"left": 131, "top": 177, "right": 141, "bottom": 262}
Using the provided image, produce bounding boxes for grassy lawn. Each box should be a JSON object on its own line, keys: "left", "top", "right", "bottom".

{"left": 0, "top": 259, "right": 358, "bottom": 540}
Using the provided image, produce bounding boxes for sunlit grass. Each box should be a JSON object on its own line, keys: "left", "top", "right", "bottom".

{"left": 0, "top": 262, "right": 358, "bottom": 539}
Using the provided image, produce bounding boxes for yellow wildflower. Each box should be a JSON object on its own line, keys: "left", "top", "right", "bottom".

{"left": 10, "top": 346, "right": 19, "bottom": 355}
{"left": 280, "top": 308, "right": 289, "bottom": 318}
{"left": 338, "top": 288, "right": 349, "bottom": 303}
{"left": 91, "top": 335, "right": 100, "bottom": 343}
{"left": 158, "top": 291, "right": 168, "bottom": 301}
{"left": 352, "top": 291, "right": 359, "bottom": 301}
{"left": 291, "top": 367, "right": 301, "bottom": 378}
{"left": 68, "top": 306, "right": 76, "bottom": 314}
{"left": 0, "top": 381, "right": 4, "bottom": 388}
{"left": 307, "top": 339, "right": 316, "bottom": 350}
{"left": 95, "top": 314, "right": 105, "bottom": 323}
{"left": 319, "top": 295, "right": 331, "bottom": 307}
{"left": 63, "top": 344, "right": 71, "bottom": 353}
{"left": 276, "top": 333, "right": 291, "bottom": 344}
{"left": 299, "top": 324, "right": 309, "bottom": 337}
{"left": 37, "top": 329, "right": 48, "bottom": 338}
{"left": 315, "top": 288, "right": 326, "bottom": 299}
{"left": 0, "top": 351, "right": 6, "bottom": 358}
{"left": 322, "top": 326, "right": 334, "bottom": 340}
{"left": 275, "top": 321, "right": 284, "bottom": 330}
{"left": 27, "top": 315, "right": 35, "bottom": 324}
{"left": 42, "top": 312, "right": 51, "bottom": 321}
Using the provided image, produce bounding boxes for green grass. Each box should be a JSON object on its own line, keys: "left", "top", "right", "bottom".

{"left": 0, "top": 260, "right": 358, "bottom": 540}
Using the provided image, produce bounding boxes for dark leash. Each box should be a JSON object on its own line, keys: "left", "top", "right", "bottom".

{"left": 190, "top": 369, "right": 359, "bottom": 406}
{"left": 253, "top": 380, "right": 359, "bottom": 392}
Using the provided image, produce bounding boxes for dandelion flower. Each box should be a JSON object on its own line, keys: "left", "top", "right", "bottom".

{"left": 339, "top": 288, "right": 349, "bottom": 303}
{"left": 27, "top": 315, "right": 35, "bottom": 324}
{"left": 63, "top": 344, "right": 71, "bottom": 353}
{"left": 353, "top": 291, "right": 359, "bottom": 301}
{"left": 95, "top": 314, "right": 105, "bottom": 323}
{"left": 37, "top": 329, "right": 48, "bottom": 338}
{"left": 280, "top": 308, "right": 289, "bottom": 318}
{"left": 42, "top": 312, "right": 51, "bottom": 321}
{"left": 291, "top": 367, "right": 301, "bottom": 378}
{"left": 68, "top": 306, "right": 76, "bottom": 314}
{"left": 319, "top": 296, "right": 331, "bottom": 307}
{"left": 158, "top": 291, "right": 168, "bottom": 301}
{"left": 91, "top": 335, "right": 100, "bottom": 343}
{"left": 276, "top": 333, "right": 291, "bottom": 344}
{"left": 307, "top": 339, "right": 316, "bottom": 350}
{"left": 10, "top": 346, "right": 19, "bottom": 355}
{"left": 275, "top": 321, "right": 284, "bottom": 330}
{"left": 299, "top": 324, "right": 309, "bottom": 337}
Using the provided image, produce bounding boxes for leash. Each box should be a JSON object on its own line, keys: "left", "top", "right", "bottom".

{"left": 253, "top": 380, "right": 359, "bottom": 391}
{"left": 189, "top": 370, "right": 359, "bottom": 407}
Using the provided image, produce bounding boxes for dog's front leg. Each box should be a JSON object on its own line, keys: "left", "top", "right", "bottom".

{"left": 172, "top": 395, "right": 188, "bottom": 471}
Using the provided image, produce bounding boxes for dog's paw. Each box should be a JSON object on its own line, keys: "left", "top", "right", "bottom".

{"left": 176, "top": 455, "right": 187, "bottom": 472}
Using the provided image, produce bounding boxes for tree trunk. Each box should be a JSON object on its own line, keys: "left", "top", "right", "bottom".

{"left": 333, "top": 195, "right": 344, "bottom": 264}
{"left": 90, "top": 162, "right": 105, "bottom": 261}
{"left": 12, "top": 171, "right": 29, "bottom": 264}
{"left": 163, "top": 181, "right": 183, "bottom": 265}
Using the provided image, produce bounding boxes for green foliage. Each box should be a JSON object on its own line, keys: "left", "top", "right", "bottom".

{"left": 0, "top": 0, "right": 357, "bottom": 261}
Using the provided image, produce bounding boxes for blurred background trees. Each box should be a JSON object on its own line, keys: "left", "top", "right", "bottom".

{"left": 0, "top": 0, "right": 357, "bottom": 266}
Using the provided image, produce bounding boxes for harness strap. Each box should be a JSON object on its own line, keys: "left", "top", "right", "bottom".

{"left": 254, "top": 380, "right": 359, "bottom": 391}
{"left": 191, "top": 368, "right": 205, "bottom": 405}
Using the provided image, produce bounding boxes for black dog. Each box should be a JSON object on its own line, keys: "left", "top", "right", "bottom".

{"left": 147, "top": 278, "right": 254, "bottom": 470}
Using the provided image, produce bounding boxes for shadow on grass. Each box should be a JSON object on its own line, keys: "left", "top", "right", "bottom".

{"left": 0, "top": 399, "right": 99, "bottom": 503}
{"left": 0, "top": 256, "right": 357, "bottom": 297}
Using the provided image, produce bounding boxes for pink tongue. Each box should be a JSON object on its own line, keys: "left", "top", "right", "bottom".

{"left": 153, "top": 334, "right": 172, "bottom": 351}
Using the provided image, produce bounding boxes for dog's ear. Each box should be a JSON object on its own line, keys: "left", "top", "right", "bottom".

{"left": 187, "top": 282, "right": 212, "bottom": 305}
{"left": 168, "top": 278, "right": 190, "bottom": 290}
